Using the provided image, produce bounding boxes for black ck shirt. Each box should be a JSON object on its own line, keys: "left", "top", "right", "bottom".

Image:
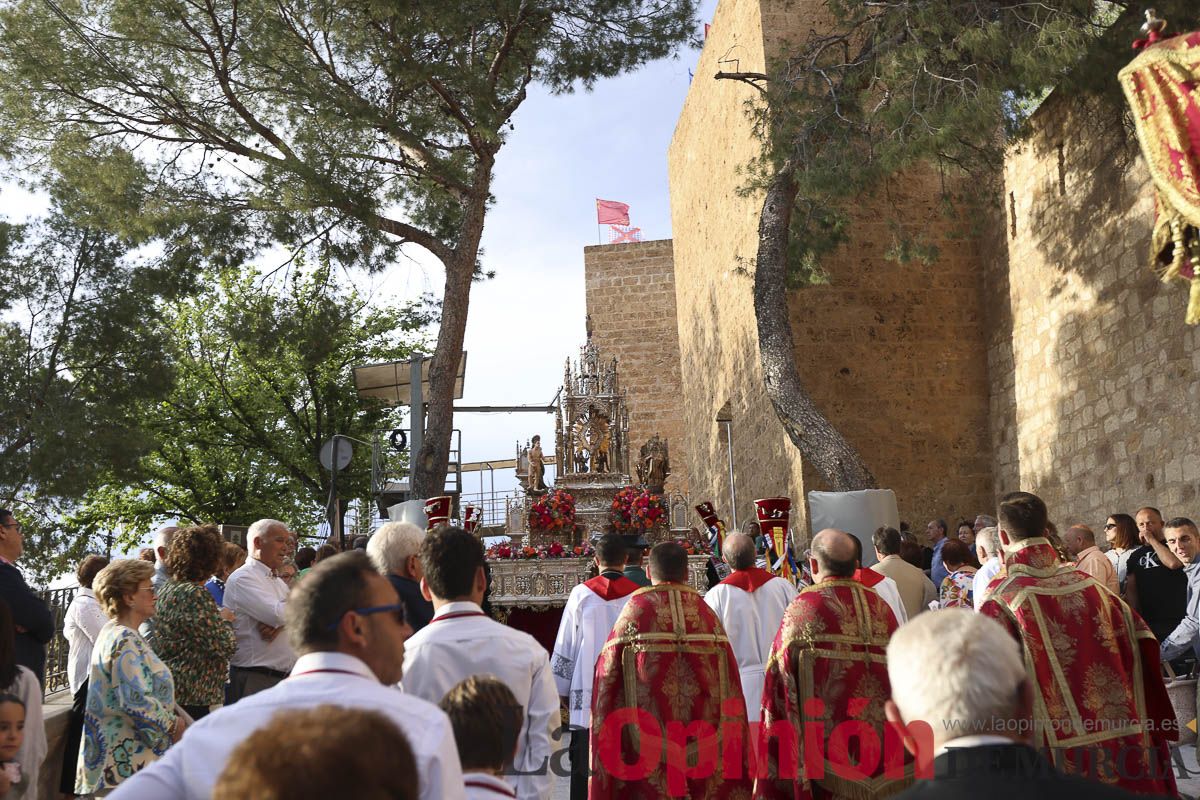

{"left": 1126, "top": 543, "right": 1187, "bottom": 641}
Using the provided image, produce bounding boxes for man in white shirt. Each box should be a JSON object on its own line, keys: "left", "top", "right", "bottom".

{"left": 972, "top": 526, "right": 1003, "bottom": 611}
{"left": 224, "top": 518, "right": 296, "bottom": 700}
{"left": 550, "top": 533, "right": 641, "bottom": 799}
{"left": 402, "top": 527, "right": 558, "bottom": 800}
{"left": 703, "top": 531, "right": 797, "bottom": 721}
{"left": 110, "top": 551, "right": 465, "bottom": 800}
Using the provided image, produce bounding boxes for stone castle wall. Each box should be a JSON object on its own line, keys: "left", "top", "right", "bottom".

{"left": 666, "top": 0, "right": 806, "bottom": 532}
{"left": 664, "top": 0, "right": 994, "bottom": 536}
{"left": 584, "top": 0, "right": 1200, "bottom": 538}
{"left": 583, "top": 239, "right": 690, "bottom": 497}
{"left": 986, "top": 91, "right": 1200, "bottom": 525}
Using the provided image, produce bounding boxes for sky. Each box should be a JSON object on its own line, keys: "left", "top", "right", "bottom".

{"left": 1, "top": 1, "right": 722, "bottom": 526}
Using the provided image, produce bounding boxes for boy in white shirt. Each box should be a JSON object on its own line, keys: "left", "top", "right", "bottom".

{"left": 441, "top": 676, "right": 522, "bottom": 800}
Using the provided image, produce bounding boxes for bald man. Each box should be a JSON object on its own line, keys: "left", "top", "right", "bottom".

{"left": 756, "top": 530, "right": 909, "bottom": 799}
{"left": 703, "top": 532, "right": 797, "bottom": 721}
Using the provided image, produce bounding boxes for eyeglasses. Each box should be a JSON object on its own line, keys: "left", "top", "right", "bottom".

{"left": 1103, "top": 523, "right": 1117, "bottom": 530}
{"left": 326, "top": 603, "right": 406, "bottom": 630}
{"left": 0, "top": 523, "right": 21, "bottom": 534}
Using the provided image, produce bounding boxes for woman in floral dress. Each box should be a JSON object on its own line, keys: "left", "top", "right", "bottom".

{"left": 78, "top": 559, "right": 185, "bottom": 795}
{"left": 938, "top": 539, "right": 978, "bottom": 609}
{"left": 155, "top": 524, "right": 238, "bottom": 721}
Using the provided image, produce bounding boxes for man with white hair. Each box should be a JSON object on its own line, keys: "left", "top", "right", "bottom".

{"left": 367, "top": 521, "right": 433, "bottom": 631}
{"left": 886, "top": 609, "right": 1141, "bottom": 798}
{"left": 971, "top": 526, "right": 1002, "bottom": 611}
{"left": 973, "top": 514, "right": 996, "bottom": 534}
{"left": 224, "top": 518, "right": 296, "bottom": 701}
{"left": 703, "top": 531, "right": 797, "bottom": 721}
{"left": 140, "top": 525, "right": 179, "bottom": 646}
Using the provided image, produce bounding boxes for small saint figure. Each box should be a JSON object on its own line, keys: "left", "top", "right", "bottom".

{"left": 527, "top": 435, "right": 548, "bottom": 493}
{"left": 636, "top": 435, "right": 670, "bottom": 494}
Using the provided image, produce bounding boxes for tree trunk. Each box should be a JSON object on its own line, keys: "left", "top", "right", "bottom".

{"left": 410, "top": 170, "right": 492, "bottom": 501}
{"left": 753, "top": 166, "right": 878, "bottom": 492}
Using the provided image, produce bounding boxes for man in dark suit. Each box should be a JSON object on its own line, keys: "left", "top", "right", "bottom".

{"left": 0, "top": 508, "right": 53, "bottom": 686}
{"left": 885, "top": 609, "right": 1148, "bottom": 799}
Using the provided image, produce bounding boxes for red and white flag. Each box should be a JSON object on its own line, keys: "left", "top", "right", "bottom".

{"left": 595, "top": 198, "right": 630, "bottom": 226}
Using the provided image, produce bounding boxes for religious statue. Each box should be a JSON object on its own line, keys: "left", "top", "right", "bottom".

{"left": 574, "top": 448, "right": 591, "bottom": 474}
{"left": 593, "top": 429, "right": 611, "bottom": 473}
{"left": 636, "top": 435, "right": 670, "bottom": 494}
{"left": 527, "top": 435, "right": 548, "bottom": 493}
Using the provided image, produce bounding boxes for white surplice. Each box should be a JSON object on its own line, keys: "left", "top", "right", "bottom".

{"left": 703, "top": 568, "right": 798, "bottom": 721}
{"left": 401, "top": 601, "right": 559, "bottom": 800}
{"left": 550, "top": 573, "right": 639, "bottom": 730}
{"left": 109, "top": 652, "right": 464, "bottom": 800}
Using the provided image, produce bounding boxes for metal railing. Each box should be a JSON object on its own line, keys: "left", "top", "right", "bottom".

{"left": 39, "top": 585, "right": 77, "bottom": 696}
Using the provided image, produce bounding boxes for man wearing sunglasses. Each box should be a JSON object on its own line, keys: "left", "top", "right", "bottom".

{"left": 111, "top": 551, "right": 466, "bottom": 800}
{"left": 0, "top": 509, "right": 52, "bottom": 687}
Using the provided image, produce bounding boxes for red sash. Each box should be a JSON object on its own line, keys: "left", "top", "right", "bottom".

{"left": 854, "top": 567, "right": 885, "bottom": 587}
{"left": 718, "top": 566, "right": 777, "bottom": 593}
{"left": 583, "top": 574, "right": 641, "bottom": 601}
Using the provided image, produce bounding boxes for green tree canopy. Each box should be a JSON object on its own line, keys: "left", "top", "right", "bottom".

{"left": 69, "top": 259, "right": 429, "bottom": 557}
{"left": 0, "top": 200, "right": 191, "bottom": 581}
{"left": 0, "top": 0, "right": 699, "bottom": 499}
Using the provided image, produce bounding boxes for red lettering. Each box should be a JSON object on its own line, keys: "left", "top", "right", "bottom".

{"left": 595, "top": 707, "right": 662, "bottom": 781}
{"left": 827, "top": 719, "right": 881, "bottom": 781}
{"left": 664, "top": 720, "right": 718, "bottom": 796}
{"left": 803, "top": 698, "right": 826, "bottom": 780}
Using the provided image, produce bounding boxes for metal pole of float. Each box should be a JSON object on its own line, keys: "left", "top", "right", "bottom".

{"left": 408, "top": 355, "right": 425, "bottom": 499}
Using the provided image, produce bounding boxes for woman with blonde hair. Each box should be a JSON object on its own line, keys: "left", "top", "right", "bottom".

{"left": 77, "top": 559, "right": 186, "bottom": 795}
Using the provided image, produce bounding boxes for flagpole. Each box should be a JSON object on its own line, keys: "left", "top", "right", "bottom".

{"left": 597, "top": 224, "right": 601, "bottom": 245}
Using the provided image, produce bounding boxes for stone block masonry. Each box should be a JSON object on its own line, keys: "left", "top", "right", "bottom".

{"left": 583, "top": 239, "right": 690, "bottom": 498}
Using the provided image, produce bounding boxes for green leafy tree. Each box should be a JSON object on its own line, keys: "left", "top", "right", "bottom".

{"left": 721, "top": 0, "right": 1191, "bottom": 490}
{"left": 0, "top": 0, "right": 699, "bottom": 499}
{"left": 0, "top": 203, "right": 186, "bottom": 582}
{"left": 71, "top": 259, "right": 429, "bottom": 552}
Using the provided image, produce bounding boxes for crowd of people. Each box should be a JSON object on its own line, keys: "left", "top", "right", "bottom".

{"left": 0, "top": 495, "right": 1196, "bottom": 798}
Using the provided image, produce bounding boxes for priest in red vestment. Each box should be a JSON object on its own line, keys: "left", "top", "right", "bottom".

{"left": 755, "top": 529, "right": 911, "bottom": 800}
{"left": 980, "top": 491, "right": 1178, "bottom": 796}
{"left": 590, "top": 541, "right": 752, "bottom": 799}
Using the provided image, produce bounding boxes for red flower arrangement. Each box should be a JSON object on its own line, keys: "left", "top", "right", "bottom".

{"left": 675, "top": 538, "right": 712, "bottom": 556}
{"left": 528, "top": 488, "right": 576, "bottom": 533}
{"left": 610, "top": 486, "right": 666, "bottom": 533}
{"left": 486, "top": 540, "right": 595, "bottom": 560}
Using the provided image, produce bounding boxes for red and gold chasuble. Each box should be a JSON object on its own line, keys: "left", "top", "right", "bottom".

{"left": 590, "top": 583, "right": 752, "bottom": 799}
{"left": 980, "top": 538, "right": 1178, "bottom": 796}
{"left": 754, "top": 579, "right": 910, "bottom": 800}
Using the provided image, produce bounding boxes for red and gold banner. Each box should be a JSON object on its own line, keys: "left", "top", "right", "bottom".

{"left": 755, "top": 497, "right": 793, "bottom": 581}
{"left": 1119, "top": 31, "right": 1200, "bottom": 323}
